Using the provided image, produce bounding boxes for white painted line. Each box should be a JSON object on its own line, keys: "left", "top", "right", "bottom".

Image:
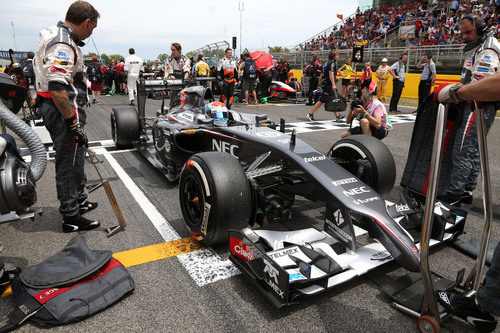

{"left": 96, "top": 147, "right": 179, "bottom": 242}
{"left": 95, "top": 147, "right": 240, "bottom": 286}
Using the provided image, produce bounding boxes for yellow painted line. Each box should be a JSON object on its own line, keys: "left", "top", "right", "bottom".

{"left": 113, "top": 237, "right": 204, "bottom": 268}
{"left": 1, "top": 237, "right": 204, "bottom": 298}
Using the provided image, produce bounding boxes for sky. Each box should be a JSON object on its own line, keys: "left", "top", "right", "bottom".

{"left": 0, "top": 0, "right": 359, "bottom": 60}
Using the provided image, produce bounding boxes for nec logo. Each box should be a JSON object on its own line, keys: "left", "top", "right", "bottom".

{"left": 342, "top": 186, "right": 370, "bottom": 197}
{"left": 304, "top": 155, "right": 326, "bottom": 163}
{"left": 212, "top": 139, "right": 238, "bottom": 158}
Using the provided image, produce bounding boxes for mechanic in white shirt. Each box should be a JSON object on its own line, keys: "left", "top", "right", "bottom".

{"left": 124, "top": 48, "right": 143, "bottom": 105}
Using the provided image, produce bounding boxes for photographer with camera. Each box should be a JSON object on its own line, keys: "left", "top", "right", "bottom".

{"left": 341, "top": 90, "right": 390, "bottom": 140}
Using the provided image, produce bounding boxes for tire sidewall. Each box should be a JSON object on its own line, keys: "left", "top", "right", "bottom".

{"left": 179, "top": 152, "right": 252, "bottom": 246}
{"left": 330, "top": 135, "right": 395, "bottom": 194}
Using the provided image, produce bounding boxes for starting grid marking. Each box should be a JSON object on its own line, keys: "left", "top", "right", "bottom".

{"left": 13, "top": 113, "right": 416, "bottom": 289}
{"left": 284, "top": 114, "right": 416, "bottom": 134}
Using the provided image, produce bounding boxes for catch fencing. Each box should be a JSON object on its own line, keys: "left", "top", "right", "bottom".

{"left": 272, "top": 44, "right": 467, "bottom": 75}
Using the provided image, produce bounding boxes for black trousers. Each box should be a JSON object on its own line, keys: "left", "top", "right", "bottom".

{"left": 221, "top": 80, "right": 235, "bottom": 109}
{"left": 307, "top": 76, "right": 319, "bottom": 103}
{"left": 389, "top": 79, "right": 404, "bottom": 111}
{"left": 40, "top": 101, "right": 87, "bottom": 218}
{"left": 417, "top": 80, "right": 432, "bottom": 111}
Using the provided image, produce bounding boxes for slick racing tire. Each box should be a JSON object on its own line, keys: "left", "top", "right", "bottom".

{"left": 179, "top": 152, "right": 252, "bottom": 246}
{"left": 111, "top": 105, "right": 140, "bottom": 148}
{"left": 328, "top": 134, "right": 395, "bottom": 195}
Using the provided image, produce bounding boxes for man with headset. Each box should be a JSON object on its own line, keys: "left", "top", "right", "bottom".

{"left": 438, "top": 14, "right": 499, "bottom": 205}
{"left": 434, "top": 73, "right": 500, "bottom": 333}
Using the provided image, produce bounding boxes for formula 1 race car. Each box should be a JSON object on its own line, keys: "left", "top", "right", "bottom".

{"left": 111, "top": 79, "right": 466, "bottom": 307}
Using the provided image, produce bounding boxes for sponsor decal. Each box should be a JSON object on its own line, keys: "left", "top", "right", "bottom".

{"left": 370, "top": 250, "right": 392, "bottom": 262}
{"left": 438, "top": 291, "right": 451, "bottom": 305}
{"left": 465, "top": 55, "right": 473, "bottom": 67}
{"left": 263, "top": 259, "right": 284, "bottom": 298}
{"left": 19, "top": 305, "right": 30, "bottom": 315}
{"left": 183, "top": 129, "right": 197, "bottom": 134}
{"left": 212, "top": 139, "right": 239, "bottom": 158}
{"left": 332, "top": 177, "right": 357, "bottom": 186}
{"left": 483, "top": 55, "right": 492, "bottom": 61}
{"left": 214, "top": 119, "right": 228, "bottom": 127}
{"left": 268, "top": 247, "right": 299, "bottom": 260}
{"left": 303, "top": 155, "right": 326, "bottom": 163}
{"left": 54, "top": 59, "right": 68, "bottom": 65}
{"left": 325, "top": 218, "right": 353, "bottom": 243}
{"left": 289, "top": 272, "right": 307, "bottom": 281}
{"left": 230, "top": 237, "right": 255, "bottom": 261}
{"left": 478, "top": 62, "right": 490, "bottom": 67}
{"left": 395, "top": 203, "right": 410, "bottom": 212}
{"left": 353, "top": 196, "right": 380, "bottom": 205}
{"left": 55, "top": 51, "right": 69, "bottom": 61}
{"left": 37, "top": 288, "right": 60, "bottom": 300}
{"left": 200, "top": 202, "right": 211, "bottom": 238}
{"left": 476, "top": 67, "right": 489, "bottom": 73}
{"left": 178, "top": 112, "right": 194, "bottom": 122}
{"left": 342, "top": 186, "right": 370, "bottom": 197}
{"left": 473, "top": 74, "right": 485, "bottom": 81}
{"left": 49, "top": 66, "right": 67, "bottom": 74}
{"left": 256, "top": 131, "right": 281, "bottom": 137}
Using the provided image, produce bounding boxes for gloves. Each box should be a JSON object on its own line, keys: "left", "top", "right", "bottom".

{"left": 434, "top": 83, "right": 463, "bottom": 104}
{"left": 65, "top": 116, "right": 88, "bottom": 147}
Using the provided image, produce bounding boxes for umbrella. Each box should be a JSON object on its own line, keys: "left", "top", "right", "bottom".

{"left": 249, "top": 50, "right": 274, "bottom": 70}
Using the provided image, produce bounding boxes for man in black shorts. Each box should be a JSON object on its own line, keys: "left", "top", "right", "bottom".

{"left": 341, "top": 90, "right": 390, "bottom": 140}
{"left": 307, "top": 49, "right": 343, "bottom": 122}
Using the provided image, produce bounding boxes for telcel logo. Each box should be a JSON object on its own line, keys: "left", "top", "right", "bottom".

{"left": 304, "top": 155, "right": 326, "bottom": 163}
{"left": 212, "top": 139, "right": 239, "bottom": 158}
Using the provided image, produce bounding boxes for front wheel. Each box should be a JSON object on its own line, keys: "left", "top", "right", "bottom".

{"left": 111, "top": 105, "right": 140, "bottom": 148}
{"left": 179, "top": 151, "right": 252, "bottom": 246}
{"left": 328, "top": 134, "right": 396, "bottom": 195}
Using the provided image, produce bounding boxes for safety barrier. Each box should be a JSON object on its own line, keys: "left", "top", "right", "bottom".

{"left": 290, "top": 69, "right": 460, "bottom": 99}
{"left": 274, "top": 44, "right": 468, "bottom": 76}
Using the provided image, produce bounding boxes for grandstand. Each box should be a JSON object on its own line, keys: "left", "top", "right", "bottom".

{"left": 272, "top": 0, "right": 499, "bottom": 75}
{"left": 292, "top": 0, "right": 498, "bottom": 51}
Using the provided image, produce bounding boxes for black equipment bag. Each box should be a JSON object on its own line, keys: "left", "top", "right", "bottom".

{"left": 2, "top": 235, "right": 134, "bottom": 330}
{"left": 400, "top": 95, "right": 463, "bottom": 199}
{"left": 324, "top": 90, "right": 347, "bottom": 112}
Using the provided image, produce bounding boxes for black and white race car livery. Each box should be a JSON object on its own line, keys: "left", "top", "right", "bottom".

{"left": 111, "top": 80, "right": 466, "bottom": 307}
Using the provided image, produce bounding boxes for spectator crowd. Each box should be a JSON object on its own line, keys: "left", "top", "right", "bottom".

{"left": 301, "top": 0, "right": 500, "bottom": 51}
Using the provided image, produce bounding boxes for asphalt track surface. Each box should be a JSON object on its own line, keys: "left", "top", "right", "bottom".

{"left": 1, "top": 93, "right": 499, "bottom": 332}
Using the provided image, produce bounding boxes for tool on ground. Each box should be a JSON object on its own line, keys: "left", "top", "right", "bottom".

{"left": 86, "top": 148, "right": 127, "bottom": 236}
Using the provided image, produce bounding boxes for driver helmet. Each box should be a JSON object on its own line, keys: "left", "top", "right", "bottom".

{"left": 205, "top": 101, "right": 229, "bottom": 126}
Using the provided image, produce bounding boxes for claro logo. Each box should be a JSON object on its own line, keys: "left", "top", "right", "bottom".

{"left": 212, "top": 139, "right": 239, "bottom": 158}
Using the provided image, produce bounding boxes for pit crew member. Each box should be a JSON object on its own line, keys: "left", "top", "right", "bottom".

{"left": 34, "top": 1, "right": 100, "bottom": 232}
{"left": 217, "top": 48, "right": 237, "bottom": 109}
{"left": 124, "top": 47, "right": 143, "bottom": 106}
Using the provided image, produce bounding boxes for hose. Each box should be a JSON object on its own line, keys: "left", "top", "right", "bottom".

{"left": 0, "top": 100, "right": 46, "bottom": 181}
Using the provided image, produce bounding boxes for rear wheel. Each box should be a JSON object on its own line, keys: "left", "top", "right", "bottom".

{"left": 179, "top": 151, "right": 252, "bottom": 246}
{"left": 111, "top": 105, "right": 140, "bottom": 148}
{"left": 328, "top": 134, "right": 396, "bottom": 195}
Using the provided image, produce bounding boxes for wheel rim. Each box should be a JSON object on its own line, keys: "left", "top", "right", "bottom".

{"left": 181, "top": 173, "right": 206, "bottom": 229}
{"left": 328, "top": 145, "right": 375, "bottom": 189}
